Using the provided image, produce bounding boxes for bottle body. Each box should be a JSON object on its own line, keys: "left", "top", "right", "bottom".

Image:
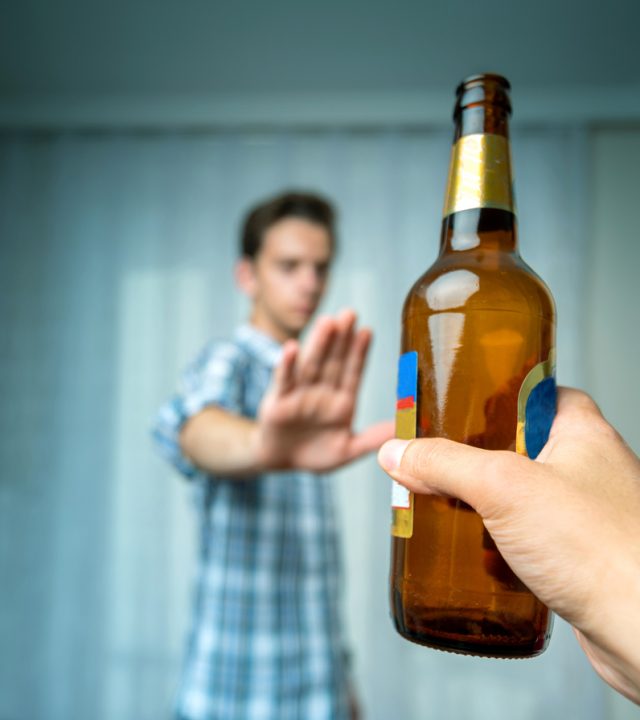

{"left": 389, "top": 75, "right": 556, "bottom": 657}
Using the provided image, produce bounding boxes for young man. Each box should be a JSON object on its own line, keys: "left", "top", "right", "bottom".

{"left": 153, "top": 191, "right": 393, "bottom": 720}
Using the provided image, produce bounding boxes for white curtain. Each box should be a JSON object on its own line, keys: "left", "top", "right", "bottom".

{"left": 0, "top": 127, "right": 602, "bottom": 720}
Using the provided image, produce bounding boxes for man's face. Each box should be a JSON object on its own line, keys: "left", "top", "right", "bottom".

{"left": 241, "top": 217, "right": 333, "bottom": 342}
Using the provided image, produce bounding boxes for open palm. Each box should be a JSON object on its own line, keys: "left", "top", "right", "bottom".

{"left": 257, "top": 310, "right": 393, "bottom": 472}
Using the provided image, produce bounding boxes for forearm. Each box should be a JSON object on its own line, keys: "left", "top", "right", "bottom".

{"left": 179, "top": 406, "right": 264, "bottom": 478}
{"left": 579, "top": 555, "right": 640, "bottom": 704}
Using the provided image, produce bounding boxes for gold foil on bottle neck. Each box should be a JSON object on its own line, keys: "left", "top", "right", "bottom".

{"left": 443, "top": 133, "right": 515, "bottom": 217}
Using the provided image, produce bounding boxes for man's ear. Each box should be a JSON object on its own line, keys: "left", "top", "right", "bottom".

{"left": 235, "top": 257, "right": 257, "bottom": 298}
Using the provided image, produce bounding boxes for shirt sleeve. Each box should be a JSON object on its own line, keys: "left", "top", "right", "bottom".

{"left": 151, "top": 341, "right": 247, "bottom": 478}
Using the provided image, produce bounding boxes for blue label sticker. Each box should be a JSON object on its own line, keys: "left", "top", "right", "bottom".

{"left": 397, "top": 350, "right": 418, "bottom": 403}
{"left": 516, "top": 352, "right": 556, "bottom": 459}
{"left": 524, "top": 376, "right": 557, "bottom": 459}
{"left": 392, "top": 351, "right": 418, "bottom": 535}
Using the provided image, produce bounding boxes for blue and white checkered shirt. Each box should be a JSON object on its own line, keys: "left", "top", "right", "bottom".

{"left": 152, "top": 324, "right": 351, "bottom": 720}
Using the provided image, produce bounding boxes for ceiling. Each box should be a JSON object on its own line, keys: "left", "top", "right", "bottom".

{"left": 2, "top": 0, "right": 640, "bottom": 127}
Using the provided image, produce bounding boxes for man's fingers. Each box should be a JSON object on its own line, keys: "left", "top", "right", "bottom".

{"left": 297, "top": 316, "right": 337, "bottom": 384}
{"left": 272, "top": 340, "right": 298, "bottom": 396}
{"left": 339, "top": 327, "right": 372, "bottom": 395}
{"left": 345, "top": 420, "right": 396, "bottom": 462}
{"left": 378, "top": 437, "right": 533, "bottom": 515}
{"left": 321, "top": 309, "right": 356, "bottom": 387}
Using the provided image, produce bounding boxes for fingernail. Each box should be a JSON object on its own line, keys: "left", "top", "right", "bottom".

{"left": 378, "top": 439, "right": 410, "bottom": 472}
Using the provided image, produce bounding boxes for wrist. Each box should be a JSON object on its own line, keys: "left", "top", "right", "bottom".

{"left": 581, "top": 553, "right": 640, "bottom": 703}
{"left": 247, "top": 422, "right": 269, "bottom": 475}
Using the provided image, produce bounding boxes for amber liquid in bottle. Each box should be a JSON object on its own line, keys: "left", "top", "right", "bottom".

{"left": 390, "top": 74, "right": 556, "bottom": 658}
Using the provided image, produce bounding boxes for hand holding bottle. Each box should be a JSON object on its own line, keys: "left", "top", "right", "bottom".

{"left": 379, "top": 387, "right": 640, "bottom": 704}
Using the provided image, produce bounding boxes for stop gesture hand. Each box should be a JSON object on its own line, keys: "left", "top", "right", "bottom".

{"left": 256, "top": 309, "right": 394, "bottom": 472}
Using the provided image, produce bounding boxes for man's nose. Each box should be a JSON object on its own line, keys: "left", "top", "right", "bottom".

{"left": 299, "top": 266, "right": 323, "bottom": 294}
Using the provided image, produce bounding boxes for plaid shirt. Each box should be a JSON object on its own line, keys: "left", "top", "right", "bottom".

{"left": 152, "top": 324, "right": 351, "bottom": 720}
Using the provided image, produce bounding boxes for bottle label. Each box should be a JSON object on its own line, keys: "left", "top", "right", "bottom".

{"left": 391, "top": 351, "right": 417, "bottom": 538}
{"left": 443, "top": 133, "right": 515, "bottom": 217}
{"left": 516, "top": 350, "right": 557, "bottom": 458}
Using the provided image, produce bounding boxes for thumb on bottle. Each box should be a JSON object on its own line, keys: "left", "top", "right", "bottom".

{"left": 378, "top": 437, "right": 531, "bottom": 511}
{"left": 377, "top": 439, "right": 410, "bottom": 472}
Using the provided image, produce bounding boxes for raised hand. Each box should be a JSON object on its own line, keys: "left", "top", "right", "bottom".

{"left": 256, "top": 309, "right": 394, "bottom": 472}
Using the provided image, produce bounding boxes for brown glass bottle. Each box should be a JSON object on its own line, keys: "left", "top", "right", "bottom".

{"left": 389, "top": 74, "right": 556, "bottom": 658}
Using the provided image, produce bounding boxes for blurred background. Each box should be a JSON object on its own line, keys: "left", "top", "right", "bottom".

{"left": 1, "top": 2, "right": 639, "bottom": 719}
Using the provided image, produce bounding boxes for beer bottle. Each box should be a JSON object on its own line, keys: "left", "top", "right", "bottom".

{"left": 390, "top": 73, "right": 556, "bottom": 657}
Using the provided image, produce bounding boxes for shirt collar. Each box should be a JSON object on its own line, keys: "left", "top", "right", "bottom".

{"left": 235, "top": 323, "right": 284, "bottom": 368}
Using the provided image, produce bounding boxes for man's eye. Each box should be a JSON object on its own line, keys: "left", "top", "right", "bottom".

{"left": 316, "top": 264, "right": 329, "bottom": 278}
{"left": 279, "top": 261, "right": 297, "bottom": 273}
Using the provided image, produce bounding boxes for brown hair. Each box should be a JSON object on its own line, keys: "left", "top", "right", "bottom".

{"left": 240, "top": 191, "right": 336, "bottom": 259}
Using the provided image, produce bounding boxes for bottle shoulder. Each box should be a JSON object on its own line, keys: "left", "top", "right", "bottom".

{"left": 404, "top": 252, "right": 555, "bottom": 319}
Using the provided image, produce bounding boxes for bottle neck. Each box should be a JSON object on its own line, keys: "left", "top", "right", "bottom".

{"left": 441, "top": 102, "right": 517, "bottom": 255}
